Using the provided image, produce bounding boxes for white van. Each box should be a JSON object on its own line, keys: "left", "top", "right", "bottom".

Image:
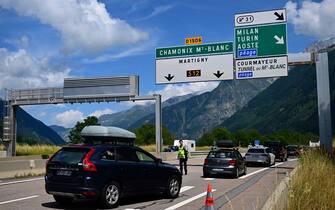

{"left": 173, "top": 139, "right": 196, "bottom": 152}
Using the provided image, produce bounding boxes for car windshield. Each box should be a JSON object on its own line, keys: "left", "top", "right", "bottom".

{"left": 247, "top": 148, "right": 265, "bottom": 153}
{"left": 208, "top": 151, "right": 233, "bottom": 158}
{"left": 51, "top": 148, "right": 90, "bottom": 165}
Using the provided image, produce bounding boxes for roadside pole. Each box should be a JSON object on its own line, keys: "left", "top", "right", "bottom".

{"left": 316, "top": 52, "right": 333, "bottom": 154}
{"left": 154, "top": 94, "right": 162, "bottom": 153}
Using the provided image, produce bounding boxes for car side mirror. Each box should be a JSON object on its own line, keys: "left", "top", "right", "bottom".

{"left": 155, "top": 158, "right": 162, "bottom": 164}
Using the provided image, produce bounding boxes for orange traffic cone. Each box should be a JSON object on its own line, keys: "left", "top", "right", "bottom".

{"left": 205, "top": 184, "right": 214, "bottom": 210}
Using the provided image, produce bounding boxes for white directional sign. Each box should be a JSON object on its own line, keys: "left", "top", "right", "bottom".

{"left": 235, "top": 9, "right": 286, "bottom": 27}
{"left": 235, "top": 56, "right": 288, "bottom": 79}
{"left": 156, "top": 42, "right": 234, "bottom": 84}
{"left": 234, "top": 9, "right": 288, "bottom": 80}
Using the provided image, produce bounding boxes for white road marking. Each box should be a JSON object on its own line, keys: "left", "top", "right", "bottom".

{"left": 180, "top": 186, "right": 194, "bottom": 193}
{"left": 124, "top": 209, "right": 140, "bottom": 210}
{"left": 239, "top": 162, "right": 285, "bottom": 179}
{"left": 0, "top": 195, "right": 39, "bottom": 205}
{"left": 288, "top": 158, "right": 298, "bottom": 162}
{"left": 0, "top": 177, "right": 44, "bottom": 186}
{"left": 164, "top": 189, "right": 217, "bottom": 210}
{"left": 204, "top": 178, "right": 214, "bottom": 181}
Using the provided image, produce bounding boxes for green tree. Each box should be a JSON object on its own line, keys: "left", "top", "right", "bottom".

{"left": 134, "top": 124, "right": 174, "bottom": 146}
{"left": 68, "top": 116, "right": 100, "bottom": 144}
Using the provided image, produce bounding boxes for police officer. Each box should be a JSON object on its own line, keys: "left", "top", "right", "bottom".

{"left": 178, "top": 140, "right": 188, "bottom": 175}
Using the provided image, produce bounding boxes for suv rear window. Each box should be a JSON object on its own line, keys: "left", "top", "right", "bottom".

{"left": 208, "top": 151, "right": 233, "bottom": 158}
{"left": 51, "top": 148, "right": 90, "bottom": 165}
{"left": 247, "top": 149, "right": 265, "bottom": 153}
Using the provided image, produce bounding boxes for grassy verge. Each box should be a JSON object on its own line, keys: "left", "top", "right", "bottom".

{"left": 287, "top": 150, "right": 335, "bottom": 210}
{"left": 16, "top": 144, "right": 60, "bottom": 156}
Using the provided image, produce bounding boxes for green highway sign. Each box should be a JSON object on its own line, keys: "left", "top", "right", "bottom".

{"left": 156, "top": 42, "right": 234, "bottom": 84}
{"left": 234, "top": 9, "right": 288, "bottom": 80}
{"left": 235, "top": 23, "right": 287, "bottom": 58}
{"left": 156, "top": 42, "right": 233, "bottom": 59}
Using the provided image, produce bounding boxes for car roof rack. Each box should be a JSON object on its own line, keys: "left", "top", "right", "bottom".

{"left": 81, "top": 126, "right": 136, "bottom": 146}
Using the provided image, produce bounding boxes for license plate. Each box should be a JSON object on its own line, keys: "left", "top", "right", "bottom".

{"left": 56, "top": 170, "right": 72, "bottom": 176}
{"left": 212, "top": 168, "right": 224, "bottom": 172}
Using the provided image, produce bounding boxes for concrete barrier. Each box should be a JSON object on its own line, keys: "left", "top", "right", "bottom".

{"left": 0, "top": 159, "right": 47, "bottom": 179}
{"left": 261, "top": 167, "right": 298, "bottom": 210}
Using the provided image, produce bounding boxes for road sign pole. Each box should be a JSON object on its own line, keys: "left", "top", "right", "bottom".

{"left": 154, "top": 94, "right": 162, "bottom": 154}
{"left": 316, "top": 52, "right": 333, "bottom": 154}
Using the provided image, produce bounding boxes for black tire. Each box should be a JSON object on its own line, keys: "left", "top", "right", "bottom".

{"left": 242, "top": 166, "right": 247, "bottom": 175}
{"left": 203, "top": 171, "right": 210, "bottom": 178}
{"left": 53, "top": 195, "right": 73, "bottom": 205}
{"left": 234, "top": 168, "right": 239, "bottom": 178}
{"left": 100, "top": 181, "right": 121, "bottom": 208}
{"left": 165, "top": 176, "right": 181, "bottom": 198}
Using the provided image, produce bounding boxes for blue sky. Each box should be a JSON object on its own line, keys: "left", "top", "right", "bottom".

{"left": 0, "top": 0, "right": 332, "bottom": 128}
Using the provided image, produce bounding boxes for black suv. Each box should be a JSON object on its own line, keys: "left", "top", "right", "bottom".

{"left": 45, "top": 145, "right": 182, "bottom": 208}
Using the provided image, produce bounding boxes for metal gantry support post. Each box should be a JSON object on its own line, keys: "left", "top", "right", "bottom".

{"left": 154, "top": 94, "right": 162, "bottom": 154}
{"left": 4, "top": 105, "right": 16, "bottom": 157}
{"left": 315, "top": 52, "right": 333, "bottom": 154}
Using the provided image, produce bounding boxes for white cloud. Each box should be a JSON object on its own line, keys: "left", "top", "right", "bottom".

{"left": 150, "top": 82, "right": 219, "bottom": 101}
{"left": 89, "top": 108, "right": 113, "bottom": 118}
{"left": 286, "top": 0, "right": 335, "bottom": 39}
{"left": 128, "top": 82, "right": 219, "bottom": 106}
{"left": 0, "top": 48, "right": 70, "bottom": 89}
{"left": 0, "top": 0, "right": 148, "bottom": 54}
{"left": 54, "top": 110, "right": 84, "bottom": 128}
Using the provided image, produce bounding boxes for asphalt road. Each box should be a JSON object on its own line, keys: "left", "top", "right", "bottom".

{"left": 0, "top": 157, "right": 297, "bottom": 210}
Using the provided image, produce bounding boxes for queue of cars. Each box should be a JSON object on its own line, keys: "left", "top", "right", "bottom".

{"left": 202, "top": 140, "right": 298, "bottom": 178}
{"left": 45, "top": 126, "right": 299, "bottom": 208}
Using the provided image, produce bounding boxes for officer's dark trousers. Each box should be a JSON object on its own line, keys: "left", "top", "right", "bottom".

{"left": 179, "top": 158, "right": 188, "bottom": 175}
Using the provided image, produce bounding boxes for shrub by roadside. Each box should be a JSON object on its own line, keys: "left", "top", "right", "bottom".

{"left": 286, "top": 150, "right": 335, "bottom": 210}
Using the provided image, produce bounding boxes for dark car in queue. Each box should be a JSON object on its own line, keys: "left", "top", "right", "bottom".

{"left": 203, "top": 148, "right": 246, "bottom": 178}
{"left": 245, "top": 146, "right": 275, "bottom": 166}
{"left": 287, "top": 145, "right": 299, "bottom": 157}
{"left": 264, "top": 141, "right": 288, "bottom": 162}
{"left": 45, "top": 126, "right": 182, "bottom": 208}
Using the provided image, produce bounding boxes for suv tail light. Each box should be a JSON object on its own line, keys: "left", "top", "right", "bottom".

{"left": 204, "top": 158, "right": 208, "bottom": 165}
{"left": 228, "top": 159, "right": 236, "bottom": 166}
{"left": 83, "top": 149, "right": 97, "bottom": 172}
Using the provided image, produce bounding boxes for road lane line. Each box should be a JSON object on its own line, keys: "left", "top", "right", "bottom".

{"left": 0, "top": 195, "right": 39, "bottom": 205}
{"left": 288, "top": 158, "right": 297, "bottom": 162}
{"left": 0, "top": 177, "right": 44, "bottom": 186}
{"left": 180, "top": 186, "right": 194, "bottom": 193}
{"left": 204, "top": 178, "right": 214, "bottom": 181}
{"left": 164, "top": 189, "right": 217, "bottom": 210}
{"left": 239, "top": 162, "right": 285, "bottom": 179}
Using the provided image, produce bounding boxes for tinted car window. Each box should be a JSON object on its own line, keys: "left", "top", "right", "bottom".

{"left": 51, "top": 148, "right": 89, "bottom": 165}
{"left": 247, "top": 149, "right": 265, "bottom": 153}
{"left": 265, "top": 148, "right": 272, "bottom": 153}
{"left": 116, "top": 147, "right": 138, "bottom": 162}
{"left": 100, "top": 149, "right": 115, "bottom": 161}
{"left": 208, "top": 151, "right": 233, "bottom": 158}
{"left": 136, "top": 151, "right": 155, "bottom": 162}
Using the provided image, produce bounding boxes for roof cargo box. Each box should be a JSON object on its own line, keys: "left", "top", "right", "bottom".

{"left": 81, "top": 126, "right": 136, "bottom": 145}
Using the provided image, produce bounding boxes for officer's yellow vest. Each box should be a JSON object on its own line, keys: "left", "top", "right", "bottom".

{"left": 178, "top": 146, "right": 185, "bottom": 159}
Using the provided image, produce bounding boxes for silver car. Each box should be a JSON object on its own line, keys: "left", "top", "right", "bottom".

{"left": 245, "top": 146, "right": 275, "bottom": 166}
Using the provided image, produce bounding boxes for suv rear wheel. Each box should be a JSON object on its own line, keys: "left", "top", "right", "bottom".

{"left": 100, "top": 181, "right": 121, "bottom": 208}
{"left": 53, "top": 195, "right": 73, "bottom": 205}
{"left": 166, "top": 176, "right": 180, "bottom": 198}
